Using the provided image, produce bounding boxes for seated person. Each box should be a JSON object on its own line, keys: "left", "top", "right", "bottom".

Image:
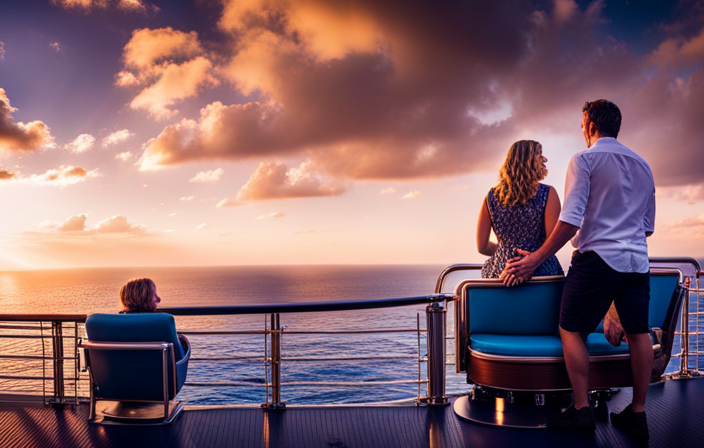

{"left": 476, "top": 140, "right": 564, "bottom": 278}
{"left": 119, "top": 278, "right": 161, "bottom": 313}
{"left": 118, "top": 277, "right": 187, "bottom": 358}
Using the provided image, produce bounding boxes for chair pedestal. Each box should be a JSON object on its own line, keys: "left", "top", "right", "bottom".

{"left": 453, "top": 387, "right": 573, "bottom": 428}
{"left": 92, "top": 400, "right": 184, "bottom": 426}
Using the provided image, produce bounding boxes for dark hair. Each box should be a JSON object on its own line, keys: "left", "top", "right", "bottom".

{"left": 582, "top": 99, "right": 621, "bottom": 138}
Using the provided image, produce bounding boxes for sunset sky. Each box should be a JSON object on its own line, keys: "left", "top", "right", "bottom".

{"left": 1, "top": 0, "right": 703, "bottom": 270}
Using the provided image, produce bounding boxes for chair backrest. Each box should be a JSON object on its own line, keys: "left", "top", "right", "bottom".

{"left": 453, "top": 276, "right": 565, "bottom": 372}
{"left": 85, "top": 313, "right": 184, "bottom": 401}
{"left": 466, "top": 278, "right": 565, "bottom": 335}
{"left": 649, "top": 269, "right": 683, "bottom": 331}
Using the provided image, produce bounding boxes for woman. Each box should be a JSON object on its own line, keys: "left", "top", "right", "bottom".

{"left": 117, "top": 277, "right": 188, "bottom": 359}
{"left": 119, "top": 278, "right": 161, "bottom": 313}
{"left": 477, "top": 140, "right": 564, "bottom": 278}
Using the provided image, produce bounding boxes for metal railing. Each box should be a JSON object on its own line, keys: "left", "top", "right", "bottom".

{"left": 161, "top": 293, "right": 455, "bottom": 408}
{"left": 649, "top": 257, "right": 703, "bottom": 377}
{"left": 0, "top": 314, "right": 87, "bottom": 405}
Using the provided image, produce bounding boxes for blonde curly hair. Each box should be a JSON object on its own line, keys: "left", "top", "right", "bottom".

{"left": 494, "top": 140, "right": 547, "bottom": 207}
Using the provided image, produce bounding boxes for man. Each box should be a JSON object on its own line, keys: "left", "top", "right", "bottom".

{"left": 503, "top": 100, "right": 655, "bottom": 440}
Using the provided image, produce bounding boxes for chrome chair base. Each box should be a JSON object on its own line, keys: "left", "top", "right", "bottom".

{"left": 92, "top": 400, "right": 185, "bottom": 426}
{"left": 453, "top": 387, "right": 572, "bottom": 429}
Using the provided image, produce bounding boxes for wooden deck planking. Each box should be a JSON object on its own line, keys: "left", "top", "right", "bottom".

{"left": 1, "top": 378, "right": 704, "bottom": 447}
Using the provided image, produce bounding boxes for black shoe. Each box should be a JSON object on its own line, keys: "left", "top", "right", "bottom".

{"left": 610, "top": 404, "right": 649, "bottom": 441}
{"left": 547, "top": 405, "right": 596, "bottom": 431}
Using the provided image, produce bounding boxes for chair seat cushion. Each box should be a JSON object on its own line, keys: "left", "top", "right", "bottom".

{"left": 469, "top": 333, "right": 631, "bottom": 357}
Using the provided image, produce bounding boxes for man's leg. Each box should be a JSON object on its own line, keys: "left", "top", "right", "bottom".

{"left": 560, "top": 327, "right": 591, "bottom": 409}
{"left": 626, "top": 332, "right": 653, "bottom": 412}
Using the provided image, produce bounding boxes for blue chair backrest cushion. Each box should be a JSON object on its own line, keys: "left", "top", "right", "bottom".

{"left": 468, "top": 280, "right": 564, "bottom": 335}
{"left": 85, "top": 313, "right": 184, "bottom": 401}
{"left": 648, "top": 273, "right": 681, "bottom": 330}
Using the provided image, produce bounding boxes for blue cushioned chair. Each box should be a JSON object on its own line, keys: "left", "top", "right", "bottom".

{"left": 452, "top": 267, "right": 685, "bottom": 427}
{"left": 81, "top": 313, "right": 191, "bottom": 425}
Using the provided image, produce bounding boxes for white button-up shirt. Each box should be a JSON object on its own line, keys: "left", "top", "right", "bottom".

{"left": 559, "top": 137, "right": 655, "bottom": 273}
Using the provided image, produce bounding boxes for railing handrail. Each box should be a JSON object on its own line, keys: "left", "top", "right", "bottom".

{"left": 434, "top": 264, "right": 483, "bottom": 294}
{"left": 0, "top": 314, "right": 87, "bottom": 322}
{"left": 159, "top": 293, "right": 455, "bottom": 316}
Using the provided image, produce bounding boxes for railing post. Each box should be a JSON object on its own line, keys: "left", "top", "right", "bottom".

{"left": 425, "top": 301, "right": 447, "bottom": 405}
{"left": 680, "top": 277, "right": 692, "bottom": 377}
{"left": 50, "top": 321, "right": 65, "bottom": 404}
{"left": 267, "top": 313, "right": 285, "bottom": 410}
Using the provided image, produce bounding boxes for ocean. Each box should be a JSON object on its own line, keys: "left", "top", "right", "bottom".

{"left": 0, "top": 264, "right": 700, "bottom": 405}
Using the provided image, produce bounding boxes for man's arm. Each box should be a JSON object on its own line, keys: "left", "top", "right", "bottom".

{"left": 644, "top": 186, "right": 655, "bottom": 238}
{"left": 501, "top": 220, "right": 579, "bottom": 286}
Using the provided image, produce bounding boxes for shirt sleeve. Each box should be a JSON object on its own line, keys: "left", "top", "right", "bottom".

{"left": 644, "top": 187, "right": 656, "bottom": 234}
{"left": 559, "top": 155, "right": 589, "bottom": 228}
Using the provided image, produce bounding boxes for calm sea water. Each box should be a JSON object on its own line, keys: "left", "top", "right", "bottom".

{"left": 0, "top": 265, "right": 472, "bottom": 405}
{"left": 0, "top": 263, "right": 701, "bottom": 405}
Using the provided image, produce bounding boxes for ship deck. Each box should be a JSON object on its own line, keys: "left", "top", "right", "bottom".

{"left": 1, "top": 377, "right": 702, "bottom": 447}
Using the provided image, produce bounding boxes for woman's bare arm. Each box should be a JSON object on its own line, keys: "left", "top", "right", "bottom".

{"left": 476, "top": 197, "right": 497, "bottom": 256}
{"left": 544, "top": 185, "right": 561, "bottom": 238}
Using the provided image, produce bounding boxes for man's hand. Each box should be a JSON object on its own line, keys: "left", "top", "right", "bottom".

{"left": 604, "top": 305, "right": 626, "bottom": 346}
{"left": 502, "top": 249, "right": 539, "bottom": 287}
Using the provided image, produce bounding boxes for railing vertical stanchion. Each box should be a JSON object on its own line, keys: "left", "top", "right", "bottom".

{"left": 50, "top": 320, "right": 65, "bottom": 404}
{"left": 680, "top": 282, "right": 691, "bottom": 377}
{"left": 425, "top": 300, "right": 447, "bottom": 405}
{"left": 268, "top": 313, "right": 285, "bottom": 410}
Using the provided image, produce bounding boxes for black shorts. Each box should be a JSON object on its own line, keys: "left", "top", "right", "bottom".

{"left": 560, "top": 251, "right": 650, "bottom": 335}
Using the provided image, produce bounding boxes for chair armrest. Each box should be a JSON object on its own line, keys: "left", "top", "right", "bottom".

{"left": 175, "top": 334, "right": 190, "bottom": 394}
{"left": 177, "top": 334, "right": 191, "bottom": 365}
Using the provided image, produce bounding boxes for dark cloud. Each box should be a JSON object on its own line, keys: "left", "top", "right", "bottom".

{"left": 0, "top": 88, "right": 54, "bottom": 152}
{"left": 134, "top": 0, "right": 704, "bottom": 190}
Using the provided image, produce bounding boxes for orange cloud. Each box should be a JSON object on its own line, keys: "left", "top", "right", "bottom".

{"left": 235, "top": 160, "right": 346, "bottom": 201}
{"left": 65, "top": 133, "right": 95, "bottom": 153}
{"left": 651, "top": 25, "right": 704, "bottom": 70}
{"left": 94, "top": 215, "right": 147, "bottom": 234}
{"left": 102, "top": 129, "right": 133, "bottom": 147}
{"left": 0, "top": 168, "right": 16, "bottom": 180}
{"left": 401, "top": 189, "right": 421, "bottom": 199}
{"left": 671, "top": 213, "right": 704, "bottom": 228}
{"left": 130, "top": 57, "right": 217, "bottom": 119}
{"left": 30, "top": 213, "right": 147, "bottom": 235}
{"left": 26, "top": 165, "right": 100, "bottom": 186}
{"left": 117, "top": 28, "right": 217, "bottom": 119}
{"left": 115, "top": 151, "right": 133, "bottom": 161}
{"left": 0, "top": 88, "right": 54, "bottom": 152}
{"left": 189, "top": 168, "right": 223, "bottom": 183}
{"left": 256, "top": 211, "right": 285, "bottom": 219}
{"left": 58, "top": 214, "right": 89, "bottom": 232}
{"left": 658, "top": 183, "right": 704, "bottom": 201}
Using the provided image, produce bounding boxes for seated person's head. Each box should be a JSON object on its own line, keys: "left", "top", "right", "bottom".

{"left": 120, "top": 278, "right": 160, "bottom": 313}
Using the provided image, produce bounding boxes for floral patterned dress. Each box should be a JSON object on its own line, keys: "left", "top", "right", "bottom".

{"left": 481, "top": 183, "right": 564, "bottom": 278}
